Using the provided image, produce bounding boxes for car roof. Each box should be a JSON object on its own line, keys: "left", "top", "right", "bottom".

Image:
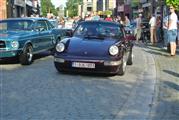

{"left": 2, "top": 17, "right": 49, "bottom": 21}
{"left": 79, "top": 20, "right": 120, "bottom": 26}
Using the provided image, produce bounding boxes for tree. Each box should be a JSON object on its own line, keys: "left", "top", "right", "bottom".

{"left": 41, "top": 0, "right": 58, "bottom": 17}
{"left": 165, "top": 0, "right": 179, "bottom": 10}
{"left": 65, "top": 0, "right": 82, "bottom": 17}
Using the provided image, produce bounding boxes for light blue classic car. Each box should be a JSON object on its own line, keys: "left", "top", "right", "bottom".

{"left": 0, "top": 18, "right": 68, "bottom": 65}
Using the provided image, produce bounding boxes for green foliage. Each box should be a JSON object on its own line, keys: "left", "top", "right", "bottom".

{"left": 65, "top": 0, "right": 82, "bottom": 17}
{"left": 104, "top": 10, "right": 112, "bottom": 16}
{"left": 165, "top": 0, "right": 179, "bottom": 10}
{"left": 41, "top": 0, "right": 58, "bottom": 17}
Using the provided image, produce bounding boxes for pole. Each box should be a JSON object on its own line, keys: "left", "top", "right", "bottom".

{"left": 161, "top": 0, "right": 164, "bottom": 43}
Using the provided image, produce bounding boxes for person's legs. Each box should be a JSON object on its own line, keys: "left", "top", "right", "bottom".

{"left": 170, "top": 42, "right": 176, "bottom": 55}
{"left": 168, "top": 30, "right": 177, "bottom": 56}
{"left": 150, "top": 28, "right": 154, "bottom": 44}
{"left": 163, "top": 29, "right": 168, "bottom": 47}
{"left": 153, "top": 28, "right": 157, "bottom": 43}
{"left": 136, "top": 28, "right": 141, "bottom": 42}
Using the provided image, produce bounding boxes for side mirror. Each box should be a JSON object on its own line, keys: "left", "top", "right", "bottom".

{"left": 65, "top": 30, "right": 73, "bottom": 37}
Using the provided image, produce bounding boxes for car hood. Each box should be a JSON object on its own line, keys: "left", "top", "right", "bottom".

{"left": 65, "top": 37, "right": 120, "bottom": 57}
{"left": 0, "top": 31, "right": 32, "bottom": 40}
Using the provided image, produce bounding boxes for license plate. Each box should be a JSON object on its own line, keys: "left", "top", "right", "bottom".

{"left": 72, "top": 62, "right": 95, "bottom": 68}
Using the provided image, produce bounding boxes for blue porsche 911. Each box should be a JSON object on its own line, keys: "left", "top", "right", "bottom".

{"left": 54, "top": 21, "right": 134, "bottom": 75}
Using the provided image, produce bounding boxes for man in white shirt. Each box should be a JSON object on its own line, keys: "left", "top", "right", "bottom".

{"left": 167, "top": 6, "right": 178, "bottom": 56}
{"left": 149, "top": 14, "right": 157, "bottom": 44}
{"left": 135, "top": 14, "right": 142, "bottom": 42}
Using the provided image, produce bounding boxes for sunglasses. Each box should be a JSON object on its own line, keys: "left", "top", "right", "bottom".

{"left": 170, "top": 8, "right": 174, "bottom": 9}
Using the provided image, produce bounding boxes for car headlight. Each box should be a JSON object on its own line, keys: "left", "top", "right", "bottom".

{"left": 56, "top": 42, "right": 65, "bottom": 52}
{"left": 10, "top": 41, "right": 19, "bottom": 49}
{"left": 109, "top": 45, "right": 119, "bottom": 56}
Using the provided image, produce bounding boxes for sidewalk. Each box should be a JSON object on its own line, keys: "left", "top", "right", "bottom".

{"left": 139, "top": 43, "right": 179, "bottom": 120}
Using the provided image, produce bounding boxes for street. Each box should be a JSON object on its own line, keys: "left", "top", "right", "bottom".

{"left": 1, "top": 45, "right": 158, "bottom": 119}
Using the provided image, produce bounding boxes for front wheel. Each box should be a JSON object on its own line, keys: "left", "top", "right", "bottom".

{"left": 19, "top": 44, "right": 33, "bottom": 65}
{"left": 54, "top": 62, "right": 65, "bottom": 73}
{"left": 117, "top": 56, "right": 127, "bottom": 75}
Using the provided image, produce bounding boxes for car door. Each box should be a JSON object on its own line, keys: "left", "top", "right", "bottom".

{"left": 36, "top": 20, "right": 53, "bottom": 50}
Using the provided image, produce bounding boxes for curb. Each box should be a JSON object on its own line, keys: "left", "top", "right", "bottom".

{"left": 114, "top": 46, "right": 157, "bottom": 120}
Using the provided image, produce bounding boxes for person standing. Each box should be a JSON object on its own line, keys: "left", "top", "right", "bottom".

{"left": 105, "top": 15, "right": 113, "bottom": 21}
{"left": 156, "top": 16, "right": 161, "bottom": 42}
{"left": 135, "top": 14, "right": 142, "bottom": 42}
{"left": 149, "top": 14, "right": 157, "bottom": 44}
{"left": 167, "top": 6, "right": 178, "bottom": 56}
{"left": 163, "top": 16, "right": 169, "bottom": 49}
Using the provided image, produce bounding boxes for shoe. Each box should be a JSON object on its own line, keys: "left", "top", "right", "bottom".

{"left": 163, "top": 47, "right": 167, "bottom": 50}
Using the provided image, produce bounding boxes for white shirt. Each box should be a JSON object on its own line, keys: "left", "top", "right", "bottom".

{"left": 149, "top": 16, "right": 156, "bottom": 27}
{"left": 169, "top": 12, "right": 178, "bottom": 30}
{"left": 136, "top": 17, "right": 141, "bottom": 29}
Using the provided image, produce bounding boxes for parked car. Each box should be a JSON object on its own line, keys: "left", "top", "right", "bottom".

{"left": 54, "top": 21, "right": 134, "bottom": 75}
{"left": 0, "top": 18, "right": 66, "bottom": 65}
{"left": 49, "top": 19, "right": 59, "bottom": 28}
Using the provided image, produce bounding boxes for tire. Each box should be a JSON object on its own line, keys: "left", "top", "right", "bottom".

{"left": 117, "top": 56, "right": 127, "bottom": 75}
{"left": 127, "top": 52, "right": 133, "bottom": 65}
{"left": 19, "top": 44, "right": 33, "bottom": 65}
{"left": 54, "top": 62, "right": 64, "bottom": 73}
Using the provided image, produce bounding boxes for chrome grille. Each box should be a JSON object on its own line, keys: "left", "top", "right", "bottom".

{"left": 0, "top": 40, "right": 6, "bottom": 48}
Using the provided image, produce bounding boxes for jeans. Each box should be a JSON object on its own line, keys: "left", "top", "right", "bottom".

{"left": 168, "top": 29, "right": 177, "bottom": 43}
{"left": 163, "top": 29, "right": 168, "bottom": 46}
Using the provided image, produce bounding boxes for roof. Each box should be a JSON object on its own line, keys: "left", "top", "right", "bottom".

{"left": 1, "top": 17, "right": 49, "bottom": 21}
{"left": 80, "top": 20, "right": 120, "bottom": 26}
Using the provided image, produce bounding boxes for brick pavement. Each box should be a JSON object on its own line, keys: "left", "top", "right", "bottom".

{"left": 140, "top": 43, "right": 179, "bottom": 120}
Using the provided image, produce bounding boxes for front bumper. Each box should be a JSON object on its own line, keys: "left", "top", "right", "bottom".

{"left": 54, "top": 57, "right": 122, "bottom": 74}
{"left": 0, "top": 49, "right": 21, "bottom": 58}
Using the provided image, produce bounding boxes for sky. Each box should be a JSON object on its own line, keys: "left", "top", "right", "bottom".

{"left": 51, "top": 0, "right": 67, "bottom": 8}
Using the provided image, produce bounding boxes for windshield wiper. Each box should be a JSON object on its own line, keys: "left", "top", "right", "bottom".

{"left": 84, "top": 34, "right": 105, "bottom": 40}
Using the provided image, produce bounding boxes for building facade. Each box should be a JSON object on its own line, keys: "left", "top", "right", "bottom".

{"left": 0, "top": 0, "right": 7, "bottom": 20}
{"left": 0, "top": 0, "right": 40, "bottom": 19}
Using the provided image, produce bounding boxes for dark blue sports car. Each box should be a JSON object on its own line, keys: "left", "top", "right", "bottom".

{"left": 54, "top": 21, "right": 134, "bottom": 75}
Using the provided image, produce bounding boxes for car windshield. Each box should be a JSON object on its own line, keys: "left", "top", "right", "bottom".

{"left": 0, "top": 20, "right": 33, "bottom": 31}
{"left": 49, "top": 20, "right": 58, "bottom": 28}
{"left": 73, "top": 22, "right": 123, "bottom": 40}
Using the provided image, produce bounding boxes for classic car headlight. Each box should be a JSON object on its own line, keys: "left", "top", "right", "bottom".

{"left": 10, "top": 41, "right": 19, "bottom": 49}
{"left": 56, "top": 42, "right": 65, "bottom": 52}
{"left": 109, "top": 45, "right": 119, "bottom": 56}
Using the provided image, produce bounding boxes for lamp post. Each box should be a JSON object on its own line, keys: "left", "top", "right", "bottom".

{"left": 160, "top": 0, "right": 164, "bottom": 43}
{"left": 10, "top": 0, "right": 14, "bottom": 17}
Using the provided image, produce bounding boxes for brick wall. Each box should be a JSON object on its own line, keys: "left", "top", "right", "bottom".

{"left": 0, "top": 0, "right": 7, "bottom": 20}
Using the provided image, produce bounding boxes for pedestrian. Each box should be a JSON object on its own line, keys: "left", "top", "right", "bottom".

{"left": 92, "top": 12, "right": 100, "bottom": 21}
{"left": 163, "top": 15, "right": 168, "bottom": 49}
{"left": 124, "top": 15, "right": 130, "bottom": 26}
{"left": 149, "top": 14, "right": 157, "bottom": 45}
{"left": 105, "top": 15, "right": 113, "bottom": 22}
{"left": 135, "top": 14, "right": 142, "bottom": 42}
{"left": 156, "top": 16, "right": 161, "bottom": 42}
{"left": 167, "top": 5, "right": 178, "bottom": 56}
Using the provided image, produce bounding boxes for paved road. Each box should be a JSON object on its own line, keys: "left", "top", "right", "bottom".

{"left": 143, "top": 44, "right": 179, "bottom": 120}
{"left": 0, "top": 46, "right": 156, "bottom": 120}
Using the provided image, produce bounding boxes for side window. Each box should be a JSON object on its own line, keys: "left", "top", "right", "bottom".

{"left": 46, "top": 20, "right": 54, "bottom": 30}
{"left": 36, "top": 20, "right": 48, "bottom": 31}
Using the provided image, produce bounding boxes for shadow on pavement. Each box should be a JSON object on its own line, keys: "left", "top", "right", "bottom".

{"left": 134, "top": 42, "right": 179, "bottom": 56}
{"left": 163, "top": 81, "right": 179, "bottom": 91}
{"left": 163, "top": 70, "right": 179, "bottom": 78}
